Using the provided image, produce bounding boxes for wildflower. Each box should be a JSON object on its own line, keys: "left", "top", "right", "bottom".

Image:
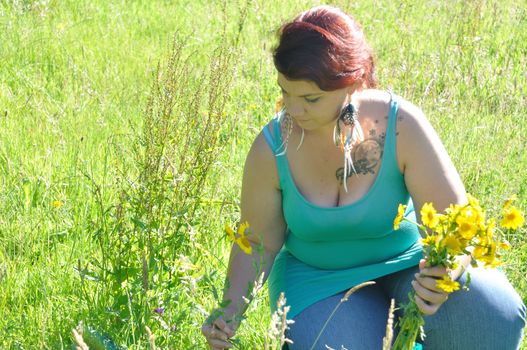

{"left": 484, "top": 219, "right": 496, "bottom": 239}
{"left": 393, "top": 204, "right": 407, "bottom": 230}
{"left": 503, "top": 194, "right": 518, "bottom": 210}
{"left": 236, "top": 235, "right": 253, "bottom": 255}
{"left": 445, "top": 203, "right": 461, "bottom": 217}
{"left": 501, "top": 206, "right": 525, "bottom": 230}
{"left": 238, "top": 221, "right": 250, "bottom": 236}
{"left": 473, "top": 242, "right": 501, "bottom": 267}
{"left": 435, "top": 275, "right": 460, "bottom": 293}
{"left": 499, "top": 240, "right": 511, "bottom": 250}
{"left": 472, "top": 245, "right": 488, "bottom": 260}
{"left": 393, "top": 193, "right": 521, "bottom": 350}
{"left": 478, "top": 250, "right": 501, "bottom": 268}
{"left": 52, "top": 200, "right": 63, "bottom": 208}
{"left": 459, "top": 205, "right": 485, "bottom": 226}
{"left": 442, "top": 235, "right": 463, "bottom": 255}
{"left": 421, "top": 202, "right": 439, "bottom": 228}
{"left": 466, "top": 193, "right": 480, "bottom": 208}
{"left": 225, "top": 222, "right": 253, "bottom": 254}
{"left": 225, "top": 224, "right": 235, "bottom": 241}
{"left": 421, "top": 234, "right": 438, "bottom": 247}
{"left": 456, "top": 215, "right": 478, "bottom": 240}
{"left": 154, "top": 307, "right": 165, "bottom": 315}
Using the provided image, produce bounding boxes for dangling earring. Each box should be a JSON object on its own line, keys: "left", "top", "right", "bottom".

{"left": 276, "top": 108, "right": 305, "bottom": 156}
{"left": 333, "top": 103, "right": 364, "bottom": 192}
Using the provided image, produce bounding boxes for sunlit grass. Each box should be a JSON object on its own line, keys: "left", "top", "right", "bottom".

{"left": 0, "top": 0, "right": 525, "bottom": 348}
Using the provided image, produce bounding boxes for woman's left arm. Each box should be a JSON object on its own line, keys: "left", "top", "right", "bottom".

{"left": 395, "top": 99, "right": 470, "bottom": 315}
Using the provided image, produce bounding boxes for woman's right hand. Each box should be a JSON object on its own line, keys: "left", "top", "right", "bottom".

{"left": 201, "top": 314, "right": 237, "bottom": 350}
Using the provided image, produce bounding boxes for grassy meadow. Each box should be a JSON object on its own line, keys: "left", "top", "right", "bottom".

{"left": 1, "top": 0, "right": 526, "bottom": 348}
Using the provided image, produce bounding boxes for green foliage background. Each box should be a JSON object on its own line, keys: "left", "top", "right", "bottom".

{"left": 0, "top": 0, "right": 526, "bottom": 348}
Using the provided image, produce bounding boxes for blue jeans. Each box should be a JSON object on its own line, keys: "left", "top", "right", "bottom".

{"left": 285, "top": 266, "right": 526, "bottom": 349}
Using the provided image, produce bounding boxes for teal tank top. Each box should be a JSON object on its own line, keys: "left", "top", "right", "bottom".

{"left": 263, "top": 95, "right": 423, "bottom": 319}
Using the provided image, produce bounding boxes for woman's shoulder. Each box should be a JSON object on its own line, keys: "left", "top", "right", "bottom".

{"left": 357, "top": 89, "right": 428, "bottom": 130}
{"left": 243, "top": 120, "right": 281, "bottom": 189}
{"left": 356, "top": 89, "right": 421, "bottom": 115}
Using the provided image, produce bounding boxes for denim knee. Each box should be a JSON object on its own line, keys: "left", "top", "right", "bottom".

{"left": 423, "top": 268, "right": 526, "bottom": 349}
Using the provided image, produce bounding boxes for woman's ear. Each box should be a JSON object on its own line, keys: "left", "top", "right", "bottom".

{"left": 347, "top": 69, "right": 366, "bottom": 93}
{"left": 346, "top": 80, "right": 362, "bottom": 95}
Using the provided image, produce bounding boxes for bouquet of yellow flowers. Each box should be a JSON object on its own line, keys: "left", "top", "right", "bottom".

{"left": 392, "top": 194, "right": 524, "bottom": 350}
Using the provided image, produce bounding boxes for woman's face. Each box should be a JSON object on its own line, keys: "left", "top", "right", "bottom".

{"left": 277, "top": 73, "right": 352, "bottom": 131}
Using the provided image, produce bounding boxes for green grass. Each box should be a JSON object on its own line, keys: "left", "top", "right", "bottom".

{"left": 0, "top": 0, "right": 526, "bottom": 348}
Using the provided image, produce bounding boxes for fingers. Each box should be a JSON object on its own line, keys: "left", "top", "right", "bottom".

{"left": 414, "top": 294, "right": 441, "bottom": 315}
{"left": 201, "top": 323, "right": 233, "bottom": 349}
{"left": 213, "top": 318, "right": 235, "bottom": 338}
{"left": 415, "top": 260, "right": 458, "bottom": 315}
{"left": 414, "top": 273, "right": 445, "bottom": 293}
{"left": 412, "top": 271, "right": 450, "bottom": 316}
{"left": 419, "top": 265, "right": 449, "bottom": 278}
{"left": 412, "top": 279, "right": 448, "bottom": 304}
{"left": 418, "top": 258, "right": 426, "bottom": 270}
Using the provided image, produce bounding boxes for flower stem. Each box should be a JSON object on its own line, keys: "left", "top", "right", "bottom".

{"left": 392, "top": 292, "right": 424, "bottom": 350}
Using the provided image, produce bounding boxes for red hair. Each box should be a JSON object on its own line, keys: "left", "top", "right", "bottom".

{"left": 273, "top": 5, "right": 377, "bottom": 91}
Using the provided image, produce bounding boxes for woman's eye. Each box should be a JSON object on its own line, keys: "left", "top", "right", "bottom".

{"left": 305, "top": 97, "right": 320, "bottom": 103}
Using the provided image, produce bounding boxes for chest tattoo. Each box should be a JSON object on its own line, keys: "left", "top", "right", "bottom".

{"left": 336, "top": 128, "right": 386, "bottom": 184}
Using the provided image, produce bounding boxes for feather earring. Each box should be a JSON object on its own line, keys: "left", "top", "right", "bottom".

{"left": 333, "top": 103, "right": 364, "bottom": 192}
{"left": 276, "top": 109, "right": 305, "bottom": 156}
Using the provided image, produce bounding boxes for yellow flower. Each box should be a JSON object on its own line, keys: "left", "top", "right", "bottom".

{"left": 225, "top": 222, "right": 253, "bottom": 254}
{"left": 441, "top": 235, "right": 463, "bottom": 255}
{"left": 238, "top": 221, "right": 250, "bottom": 236}
{"left": 460, "top": 205, "right": 485, "bottom": 227}
{"left": 436, "top": 276, "right": 460, "bottom": 293}
{"left": 456, "top": 215, "right": 478, "bottom": 240}
{"left": 421, "top": 202, "right": 439, "bottom": 228}
{"left": 235, "top": 236, "right": 253, "bottom": 255}
{"left": 421, "top": 234, "right": 438, "bottom": 247}
{"left": 445, "top": 203, "right": 461, "bottom": 217}
{"left": 499, "top": 240, "right": 511, "bottom": 250}
{"left": 501, "top": 206, "right": 525, "bottom": 230}
{"left": 503, "top": 194, "right": 517, "bottom": 210}
{"left": 466, "top": 193, "right": 480, "bottom": 207}
{"left": 484, "top": 218, "right": 496, "bottom": 237}
{"left": 52, "top": 200, "right": 63, "bottom": 208}
{"left": 473, "top": 245, "right": 487, "bottom": 260}
{"left": 393, "top": 204, "right": 407, "bottom": 230}
{"left": 479, "top": 252, "right": 501, "bottom": 268}
{"left": 225, "top": 224, "right": 235, "bottom": 241}
{"left": 473, "top": 242, "right": 501, "bottom": 267}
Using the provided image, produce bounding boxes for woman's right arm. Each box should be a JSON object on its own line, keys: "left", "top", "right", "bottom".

{"left": 202, "top": 130, "right": 287, "bottom": 349}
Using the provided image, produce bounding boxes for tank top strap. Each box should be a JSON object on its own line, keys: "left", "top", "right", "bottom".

{"left": 383, "top": 92, "right": 401, "bottom": 174}
{"left": 262, "top": 115, "right": 289, "bottom": 190}
{"left": 262, "top": 124, "right": 276, "bottom": 152}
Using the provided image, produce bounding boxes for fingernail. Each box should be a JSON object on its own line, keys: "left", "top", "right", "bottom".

{"left": 414, "top": 273, "right": 419, "bottom": 279}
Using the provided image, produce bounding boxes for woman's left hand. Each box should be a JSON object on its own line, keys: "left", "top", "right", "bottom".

{"left": 411, "top": 259, "right": 452, "bottom": 315}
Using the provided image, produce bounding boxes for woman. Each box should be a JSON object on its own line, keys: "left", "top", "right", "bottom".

{"left": 202, "top": 5, "right": 525, "bottom": 349}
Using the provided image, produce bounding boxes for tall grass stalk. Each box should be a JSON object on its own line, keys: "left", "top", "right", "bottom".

{"left": 309, "top": 281, "right": 376, "bottom": 350}
{"left": 382, "top": 299, "right": 396, "bottom": 350}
